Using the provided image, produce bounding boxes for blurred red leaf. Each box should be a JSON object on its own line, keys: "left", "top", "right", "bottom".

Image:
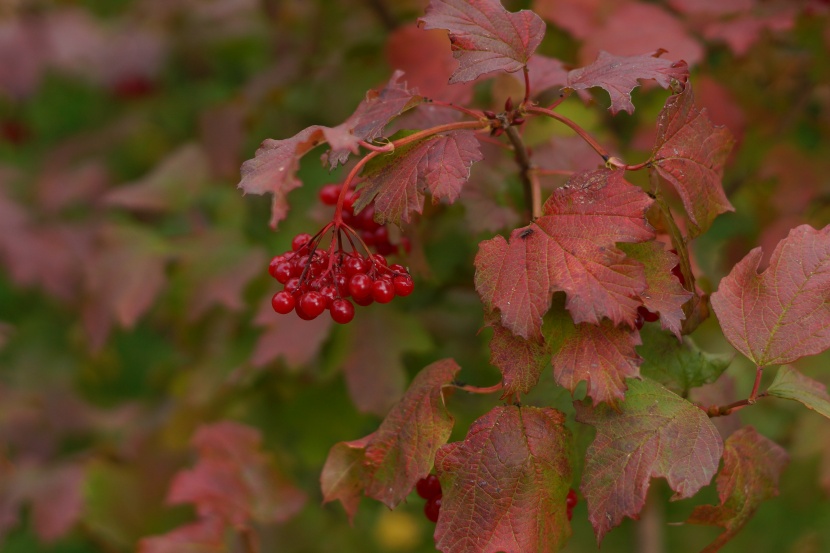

{"left": 710, "top": 224, "right": 830, "bottom": 366}
{"left": 138, "top": 517, "right": 226, "bottom": 553}
{"left": 567, "top": 51, "right": 689, "bottom": 115}
{"left": 668, "top": 0, "right": 754, "bottom": 16}
{"left": 651, "top": 84, "right": 735, "bottom": 236}
{"left": 321, "top": 359, "right": 460, "bottom": 519}
{"left": 575, "top": 378, "right": 722, "bottom": 543}
{"left": 356, "top": 129, "right": 483, "bottom": 226}
{"left": 511, "top": 54, "right": 569, "bottom": 96}
{"left": 475, "top": 169, "right": 653, "bottom": 340}
{"left": 434, "top": 406, "right": 572, "bottom": 553}
{"left": 419, "top": 0, "right": 546, "bottom": 84}
{"left": 687, "top": 426, "right": 788, "bottom": 553}
{"left": 532, "top": 0, "right": 608, "bottom": 40}
{"left": 702, "top": 7, "right": 798, "bottom": 57}
{"left": 251, "top": 300, "right": 333, "bottom": 369}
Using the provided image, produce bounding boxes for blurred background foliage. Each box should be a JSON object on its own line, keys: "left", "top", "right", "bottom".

{"left": 0, "top": 0, "right": 829, "bottom": 552}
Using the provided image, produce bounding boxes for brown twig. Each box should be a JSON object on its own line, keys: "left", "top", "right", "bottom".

{"left": 504, "top": 123, "right": 540, "bottom": 219}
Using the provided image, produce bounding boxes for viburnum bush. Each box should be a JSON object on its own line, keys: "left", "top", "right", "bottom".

{"left": 228, "top": 1, "right": 830, "bottom": 552}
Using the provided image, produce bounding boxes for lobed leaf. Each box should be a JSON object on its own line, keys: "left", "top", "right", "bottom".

{"left": 321, "top": 359, "right": 460, "bottom": 520}
{"left": 238, "top": 72, "right": 421, "bottom": 228}
{"left": 575, "top": 378, "right": 722, "bottom": 543}
{"left": 651, "top": 83, "right": 735, "bottom": 236}
{"left": 419, "top": 0, "right": 546, "bottom": 84}
{"left": 357, "top": 129, "right": 483, "bottom": 226}
{"left": 566, "top": 51, "right": 689, "bottom": 115}
{"left": 487, "top": 317, "right": 551, "bottom": 397}
{"left": 619, "top": 242, "right": 693, "bottom": 337}
{"left": 687, "top": 426, "right": 789, "bottom": 553}
{"left": 710, "top": 224, "right": 830, "bottom": 366}
{"left": 637, "top": 325, "right": 731, "bottom": 396}
{"left": 475, "top": 169, "right": 653, "bottom": 340}
{"left": 434, "top": 406, "right": 572, "bottom": 553}
{"left": 767, "top": 365, "right": 830, "bottom": 419}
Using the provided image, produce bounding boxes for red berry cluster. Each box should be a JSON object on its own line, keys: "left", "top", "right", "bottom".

{"left": 566, "top": 488, "right": 578, "bottom": 521}
{"left": 268, "top": 229, "right": 414, "bottom": 324}
{"left": 416, "top": 474, "right": 442, "bottom": 523}
{"left": 317, "top": 184, "right": 410, "bottom": 256}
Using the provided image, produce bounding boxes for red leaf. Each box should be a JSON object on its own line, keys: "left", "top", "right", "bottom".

{"left": 575, "top": 378, "right": 722, "bottom": 543}
{"left": 547, "top": 303, "right": 643, "bottom": 404}
{"left": 687, "top": 426, "right": 789, "bottom": 553}
{"left": 138, "top": 517, "right": 226, "bottom": 553}
{"left": 357, "top": 130, "right": 483, "bottom": 226}
{"left": 567, "top": 51, "right": 689, "bottom": 115}
{"left": 668, "top": 0, "right": 753, "bottom": 16}
{"left": 419, "top": 0, "right": 546, "bottom": 84}
{"left": 619, "top": 242, "right": 694, "bottom": 337}
{"left": 651, "top": 84, "right": 735, "bottom": 235}
{"left": 434, "top": 406, "right": 572, "bottom": 553}
{"left": 321, "top": 359, "right": 460, "bottom": 520}
{"left": 167, "top": 421, "right": 306, "bottom": 527}
{"left": 29, "top": 463, "right": 85, "bottom": 543}
{"left": 474, "top": 169, "right": 653, "bottom": 340}
{"left": 251, "top": 299, "right": 333, "bottom": 369}
{"left": 487, "top": 318, "right": 550, "bottom": 397}
{"left": 710, "top": 224, "right": 830, "bottom": 366}
{"left": 239, "top": 72, "right": 421, "bottom": 228}
{"left": 512, "top": 54, "right": 569, "bottom": 96}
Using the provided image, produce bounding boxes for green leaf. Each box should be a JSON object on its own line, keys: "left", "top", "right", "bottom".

{"left": 637, "top": 325, "right": 731, "bottom": 395}
{"left": 767, "top": 365, "right": 830, "bottom": 419}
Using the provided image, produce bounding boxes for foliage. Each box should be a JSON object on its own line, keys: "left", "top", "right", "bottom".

{"left": 1, "top": 1, "right": 829, "bottom": 552}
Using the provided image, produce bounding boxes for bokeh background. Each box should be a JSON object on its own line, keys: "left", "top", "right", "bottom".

{"left": 1, "top": 0, "right": 829, "bottom": 552}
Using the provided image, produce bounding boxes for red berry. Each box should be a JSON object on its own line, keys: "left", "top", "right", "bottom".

{"left": 634, "top": 311, "right": 645, "bottom": 330}
{"left": 344, "top": 191, "right": 359, "bottom": 212}
{"left": 292, "top": 233, "right": 312, "bottom": 252}
{"left": 353, "top": 293, "right": 374, "bottom": 306}
{"left": 374, "top": 226, "right": 389, "bottom": 244}
{"left": 330, "top": 298, "right": 355, "bottom": 324}
{"left": 344, "top": 255, "right": 369, "bottom": 277}
{"left": 284, "top": 277, "right": 302, "bottom": 294}
{"left": 372, "top": 279, "right": 395, "bottom": 303}
{"left": 299, "top": 292, "right": 327, "bottom": 319}
{"left": 273, "top": 262, "right": 293, "bottom": 284}
{"left": 416, "top": 475, "right": 442, "bottom": 500}
{"left": 319, "top": 286, "right": 337, "bottom": 307}
{"left": 348, "top": 274, "right": 373, "bottom": 301}
{"left": 393, "top": 275, "right": 414, "bottom": 297}
{"left": 424, "top": 495, "right": 442, "bottom": 523}
{"left": 375, "top": 240, "right": 396, "bottom": 256}
{"left": 360, "top": 230, "right": 376, "bottom": 247}
{"left": 566, "top": 489, "right": 577, "bottom": 509}
{"left": 271, "top": 291, "right": 295, "bottom": 314}
{"left": 371, "top": 253, "right": 387, "bottom": 267}
{"left": 358, "top": 205, "right": 381, "bottom": 232}
{"left": 334, "top": 273, "right": 350, "bottom": 297}
{"left": 567, "top": 507, "right": 574, "bottom": 522}
{"left": 389, "top": 264, "right": 407, "bottom": 274}
{"left": 638, "top": 305, "right": 660, "bottom": 323}
{"left": 319, "top": 184, "right": 341, "bottom": 206}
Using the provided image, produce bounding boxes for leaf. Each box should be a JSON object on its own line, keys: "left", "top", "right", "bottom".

{"left": 637, "top": 325, "right": 731, "bottom": 396}
{"left": 251, "top": 299, "right": 333, "bottom": 369}
{"left": 487, "top": 317, "right": 551, "bottom": 397}
{"left": 138, "top": 517, "right": 226, "bottom": 553}
{"left": 419, "top": 0, "right": 546, "bottom": 84}
{"left": 512, "top": 54, "right": 569, "bottom": 96}
{"left": 710, "top": 224, "right": 830, "bottom": 366}
{"left": 566, "top": 51, "right": 689, "bottom": 115}
{"left": 356, "top": 129, "right": 483, "bottom": 226}
{"left": 321, "top": 359, "right": 460, "bottom": 520}
{"left": 619, "top": 242, "right": 694, "bottom": 337}
{"left": 687, "top": 426, "right": 789, "bottom": 553}
{"left": 239, "top": 72, "right": 421, "bottom": 228}
{"left": 475, "top": 169, "right": 653, "bottom": 340}
{"left": 547, "top": 300, "right": 642, "bottom": 404}
{"left": 434, "top": 406, "right": 572, "bottom": 553}
{"left": 167, "top": 421, "right": 306, "bottom": 527}
{"left": 650, "top": 83, "right": 735, "bottom": 236}
{"left": 575, "top": 378, "right": 722, "bottom": 543}
{"left": 767, "top": 365, "right": 830, "bottom": 419}
{"left": 341, "top": 308, "right": 433, "bottom": 416}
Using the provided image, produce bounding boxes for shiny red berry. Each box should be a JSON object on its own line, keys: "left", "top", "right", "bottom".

{"left": 292, "top": 233, "right": 312, "bottom": 252}
{"left": 319, "top": 184, "right": 341, "bottom": 206}
{"left": 393, "top": 276, "right": 414, "bottom": 297}
{"left": 389, "top": 263, "right": 407, "bottom": 274}
{"left": 330, "top": 298, "right": 355, "bottom": 324}
{"left": 273, "top": 262, "right": 293, "bottom": 284}
{"left": 424, "top": 495, "right": 442, "bottom": 523}
{"left": 416, "top": 475, "right": 442, "bottom": 500}
{"left": 299, "top": 292, "right": 327, "bottom": 319}
{"left": 566, "top": 489, "right": 577, "bottom": 509}
{"left": 372, "top": 279, "right": 395, "bottom": 303}
{"left": 271, "top": 291, "right": 295, "bottom": 314}
{"left": 348, "top": 274, "right": 373, "bottom": 301}
{"left": 634, "top": 311, "right": 645, "bottom": 330}
{"left": 344, "top": 255, "right": 369, "bottom": 277}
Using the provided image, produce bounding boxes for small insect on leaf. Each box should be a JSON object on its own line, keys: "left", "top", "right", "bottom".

{"left": 520, "top": 228, "right": 534, "bottom": 239}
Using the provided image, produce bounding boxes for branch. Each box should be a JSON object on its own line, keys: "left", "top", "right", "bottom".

{"left": 526, "top": 105, "right": 610, "bottom": 160}
{"left": 703, "top": 392, "right": 769, "bottom": 417}
{"left": 504, "top": 124, "right": 541, "bottom": 219}
{"left": 448, "top": 381, "right": 504, "bottom": 395}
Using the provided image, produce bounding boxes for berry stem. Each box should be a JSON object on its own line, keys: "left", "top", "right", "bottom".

{"left": 526, "top": 105, "right": 610, "bottom": 161}
{"left": 426, "top": 98, "right": 485, "bottom": 119}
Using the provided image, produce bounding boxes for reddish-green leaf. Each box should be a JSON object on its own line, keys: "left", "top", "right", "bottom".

{"left": 356, "top": 130, "right": 483, "bottom": 226}
{"left": 138, "top": 517, "right": 226, "bottom": 553}
{"left": 546, "top": 302, "right": 642, "bottom": 404}
{"left": 710, "top": 224, "right": 830, "bottom": 366}
{"left": 566, "top": 51, "right": 689, "bottom": 115}
{"left": 687, "top": 426, "right": 789, "bottom": 553}
{"left": 475, "top": 169, "right": 653, "bottom": 340}
{"left": 619, "top": 242, "right": 693, "bottom": 337}
{"left": 650, "top": 84, "right": 735, "bottom": 236}
{"left": 767, "top": 365, "right": 830, "bottom": 419}
{"left": 239, "top": 72, "right": 421, "bottom": 228}
{"left": 575, "top": 378, "right": 722, "bottom": 543}
{"left": 419, "top": 0, "right": 546, "bottom": 84}
{"left": 487, "top": 317, "right": 551, "bottom": 397}
{"left": 321, "top": 359, "right": 460, "bottom": 520}
{"left": 434, "top": 406, "right": 572, "bottom": 553}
